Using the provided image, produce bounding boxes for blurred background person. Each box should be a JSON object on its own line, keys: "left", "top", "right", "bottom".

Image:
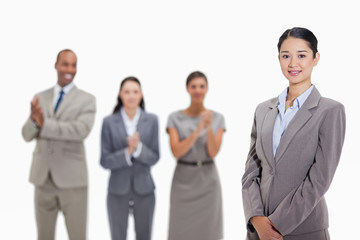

{"left": 100, "top": 76, "right": 159, "bottom": 240}
{"left": 166, "top": 71, "right": 225, "bottom": 240}
{"left": 22, "top": 49, "right": 96, "bottom": 240}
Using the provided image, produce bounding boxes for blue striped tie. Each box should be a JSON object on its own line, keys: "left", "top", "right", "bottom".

{"left": 54, "top": 90, "right": 65, "bottom": 113}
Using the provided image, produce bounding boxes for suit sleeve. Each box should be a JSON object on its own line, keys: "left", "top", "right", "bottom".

{"left": 268, "top": 104, "right": 346, "bottom": 235}
{"left": 133, "top": 116, "right": 160, "bottom": 166}
{"left": 39, "top": 96, "right": 96, "bottom": 142}
{"left": 22, "top": 118, "right": 40, "bottom": 142}
{"left": 100, "top": 118, "right": 132, "bottom": 170}
{"left": 242, "top": 110, "right": 265, "bottom": 232}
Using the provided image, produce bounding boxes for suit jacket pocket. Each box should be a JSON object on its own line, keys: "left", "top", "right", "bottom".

{"left": 62, "top": 141, "right": 85, "bottom": 160}
{"left": 134, "top": 167, "right": 155, "bottom": 195}
{"left": 62, "top": 147, "right": 85, "bottom": 160}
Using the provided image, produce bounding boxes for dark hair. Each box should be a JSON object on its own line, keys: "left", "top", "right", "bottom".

{"left": 186, "top": 71, "right": 208, "bottom": 87}
{"left": 277, "top": 27, "right": 318, "bottom": 58}
{"left": 56, "top": 49, "right": 77, "bottom": 63}
{"left": 113, "top": 76, "right": 145, "bottom": 114}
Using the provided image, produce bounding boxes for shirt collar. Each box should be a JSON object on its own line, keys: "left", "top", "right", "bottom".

{"left": 54, "top": 82, "right": 75, "bottom": 95}
{"left": 120, "top": 107, "right": 141, "bottom": 123}
{"left": 278, "top": 85, "right": 314, "bottom": 109}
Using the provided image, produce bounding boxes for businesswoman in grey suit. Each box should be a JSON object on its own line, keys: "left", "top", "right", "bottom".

{"left": 242, "top": 27, "right": 346, "bottom": 240}
{"left": 100, "top": 76, "right": 160, "bottom": 240}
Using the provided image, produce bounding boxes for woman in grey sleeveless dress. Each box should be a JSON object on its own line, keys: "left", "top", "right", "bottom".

{"left": 166, "top": 71, "right": 225, "bottom": 240}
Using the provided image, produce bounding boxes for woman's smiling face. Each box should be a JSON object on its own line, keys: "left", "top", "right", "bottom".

{"left": 278, "top": 37, "right": 320, "bottom": 86}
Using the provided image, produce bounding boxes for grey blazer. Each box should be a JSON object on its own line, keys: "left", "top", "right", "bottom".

{"left": 100, "top": 109, "right": 159, "bottom": 195}
{"left": 22, "top": 86, "right": 96, "bottom": 188}
{"left": 242, "top": 87, "right": 346, "bottom": 237}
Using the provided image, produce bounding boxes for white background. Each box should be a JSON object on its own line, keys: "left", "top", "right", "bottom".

{"left": 1, "top": 0, "right": 359, "bottom": 239}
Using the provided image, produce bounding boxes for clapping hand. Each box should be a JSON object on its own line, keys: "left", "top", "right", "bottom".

{"left": 127, "top": 132, "right": 140, "bottom": 155}
{"left": 30, "top": 95, "right": 44, "bottom": 127}
{"left": 200, "top": 110, "right": 212, "bottom": 129}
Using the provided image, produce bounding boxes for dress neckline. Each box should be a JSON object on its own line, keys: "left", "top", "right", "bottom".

{"left": 179, "top": 110, "right": 203, "bottom": 118}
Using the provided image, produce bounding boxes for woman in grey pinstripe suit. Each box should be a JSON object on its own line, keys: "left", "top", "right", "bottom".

{"left": 100, "top": 76, "right": 160, "bottom": 240}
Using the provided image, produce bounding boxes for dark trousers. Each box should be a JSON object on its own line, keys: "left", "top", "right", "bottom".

{"left": 107, "top": 190, "right": 155, "bottom": 240}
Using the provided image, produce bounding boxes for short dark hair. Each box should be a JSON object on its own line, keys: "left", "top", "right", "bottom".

{"left": 277, "top": 27, "right": 318, "bottom": 58}
{"left": 186, "top": 71, "right": 208, "bottom": 87}
{"left": 56, "top": 49, "right": 77, "bottom": 63}
{"left": 113, "top": 76, "right": 145, "bottom": 114}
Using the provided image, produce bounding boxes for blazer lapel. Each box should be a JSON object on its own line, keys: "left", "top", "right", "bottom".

{"left": 112, "top": 111, "right": 129, "bottom": 148}
{"left": 275, "top": 87, "right": 321, "bottom": 163}
{"left": 114, "top": 110, "right": 128, "bottom": 136}
{"left": 40, "top": 88, "right": 54, "bottom": 118}
{"left": 261, "top": 98, "right": 279, "bottom": 167}
{"left": 136, "top": 109, "right": 148, "bottom": 137}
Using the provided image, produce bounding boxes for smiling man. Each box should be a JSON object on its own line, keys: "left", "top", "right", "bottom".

{"left": 22, "top": 49, "right": 96, "bottom": 240}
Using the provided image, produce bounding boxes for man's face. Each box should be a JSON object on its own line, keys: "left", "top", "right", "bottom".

{"left": 55, "top": 51, "right": 77, "bottom": 87}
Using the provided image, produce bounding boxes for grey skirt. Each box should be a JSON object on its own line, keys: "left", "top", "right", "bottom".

{"left": 168, "top": 163, "right": 223, "bottom": 240}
